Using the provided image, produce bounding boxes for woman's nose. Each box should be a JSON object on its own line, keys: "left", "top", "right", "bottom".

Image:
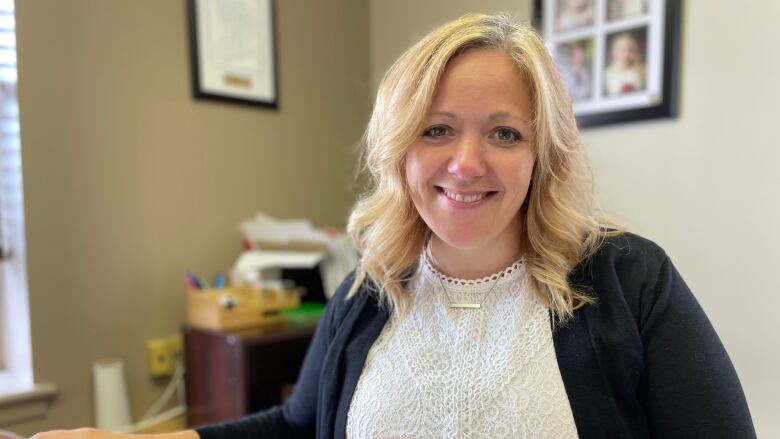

{"left": 447, "top": 136, "right": 486, "bottom": 180}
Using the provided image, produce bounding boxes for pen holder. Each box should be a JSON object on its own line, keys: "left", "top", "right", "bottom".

{"left": 187, "top": 286, "right": 302, "bottom": 331}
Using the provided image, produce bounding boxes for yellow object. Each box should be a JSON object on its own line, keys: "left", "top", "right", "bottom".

{"left": 187, "top": 286, "right": 301, "bottom": 332}
{"left": 166, "top": 334, "right": 184, "bottom": 358}
{"left": 146, "top": 335, "right": 182, "bottom": 378}
{"left": 146, "top": 338, "right": 175, "bottom": 378}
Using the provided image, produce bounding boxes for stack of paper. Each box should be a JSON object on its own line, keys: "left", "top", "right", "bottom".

{"left": 232, "top": 213, "right": 357, "bottom": 298}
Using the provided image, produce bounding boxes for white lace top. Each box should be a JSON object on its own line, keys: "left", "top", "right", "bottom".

{"left": 346, "top": 253, "right": 579, "bottom": 438}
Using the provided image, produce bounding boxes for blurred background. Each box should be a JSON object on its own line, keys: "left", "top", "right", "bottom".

{"left": 1, "top": 0, "right": 777, "bottom": 437}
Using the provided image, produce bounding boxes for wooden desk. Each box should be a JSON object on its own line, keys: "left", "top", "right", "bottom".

{"left": 183, "top": 320, "right": 318, "bottom": 427}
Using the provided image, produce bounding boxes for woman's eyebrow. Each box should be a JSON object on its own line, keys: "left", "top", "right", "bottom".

{"left": 429, "top": 111, "right": 457, "bottom": 119}
{"left": 488, "top": 111, "right": 530, "bottom": 124}
{"left": 430, "top": 111, "right": 529, "bottom": 124}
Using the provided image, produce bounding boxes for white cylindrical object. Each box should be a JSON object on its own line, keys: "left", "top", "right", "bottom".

{"left": 93, "top": 358, "right": 132, "bottom": 431}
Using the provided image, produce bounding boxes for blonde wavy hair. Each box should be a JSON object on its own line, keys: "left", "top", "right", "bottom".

{"left": 347, "top": 12, "right": 613, "bottom": 321}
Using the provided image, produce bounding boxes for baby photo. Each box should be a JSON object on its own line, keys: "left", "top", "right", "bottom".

{"left": 603, "top": 27, "right": 648, "bottom": 96}
{"left": 555, "top": 38, "right": 595, "bottom": 102}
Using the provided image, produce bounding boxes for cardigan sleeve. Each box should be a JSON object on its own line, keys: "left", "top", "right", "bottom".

{"left": 637, "top": 256, "right": 756, "bottom": 438}
{"left": 195, "top": 273, "right": 356, "bottom": 439}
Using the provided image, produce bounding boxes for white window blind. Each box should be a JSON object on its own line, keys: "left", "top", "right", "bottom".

{"left": 0, "top": 0, "right": 32, "bottom": 393}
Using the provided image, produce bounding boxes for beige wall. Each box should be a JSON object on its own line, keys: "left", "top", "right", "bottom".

{"left": 370, "top": 0, "right": 532, "bottom": 91}
{"left": 13, "top": 0, "right": 369, "bottom": 435}
{"left": 370, "top": 0, "right": 779, "bottom": 437}
{"left": 584, "top": 1, "right": 779, "bottom": 436}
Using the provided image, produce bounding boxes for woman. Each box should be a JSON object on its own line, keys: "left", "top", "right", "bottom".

{"left": 35, "top": 13, "right": 754, "bottom": 439}
{"left": 604, "top": 31, "right": 646, "bottom": 96}
{"left": 559, "top": 40, "right": 592, "bottom": 101}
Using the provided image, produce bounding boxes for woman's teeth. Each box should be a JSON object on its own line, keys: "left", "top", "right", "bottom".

{"left": 443, "top": 188, "right": 487, "bottom": 203}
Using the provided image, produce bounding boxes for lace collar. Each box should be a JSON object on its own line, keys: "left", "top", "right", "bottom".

{"left": 420, "top": 247, "right": 525, "bottom": 291}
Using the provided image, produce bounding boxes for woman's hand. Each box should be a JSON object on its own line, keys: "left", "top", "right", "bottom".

{"left": 30, "top": 428, "right": 199, "bottom": 439}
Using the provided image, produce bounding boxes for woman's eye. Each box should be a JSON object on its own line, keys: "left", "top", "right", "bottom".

{"left": 423, "top": 126, "right": 449, "bottom": 138}
{"left": 493, "top": 127, "right": 523, "bottom": 143}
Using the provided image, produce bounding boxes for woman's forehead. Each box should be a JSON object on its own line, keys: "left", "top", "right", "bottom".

{"left": 429, "top": 49, "right": 531, "bottom": 120}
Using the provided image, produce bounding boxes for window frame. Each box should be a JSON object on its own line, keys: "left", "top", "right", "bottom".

{"left": 0, "top": 0, "right": 34, "bottom": 396}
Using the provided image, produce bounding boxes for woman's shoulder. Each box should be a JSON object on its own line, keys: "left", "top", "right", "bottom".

{"left": 327, "top": 270, "right": 359, "bottom": 317}
{"left": 323, "top": 270, "right": 383, "bottom": 330}
{"left": 581, "top": 231, "right": 669, "bottom": 273}
{"left": 574, "top": 231, "right": 673, "bottom": 318}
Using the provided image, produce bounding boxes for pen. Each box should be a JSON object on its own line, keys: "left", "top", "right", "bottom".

{"left": 187, "top": 270, "right": 204, "bottom": 290}
{"left": 185, "top": 271, "right": 199, "bottom": 290}
{"left": 213, "top": 273, "right": 226, "bottom": 289}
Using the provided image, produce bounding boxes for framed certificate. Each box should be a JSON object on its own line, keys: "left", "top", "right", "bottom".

{"left": 534, "top": 0, "right": 682, "bottom": 127}
{"left": 187, "top": 0, "right": 279, "bottom": 109}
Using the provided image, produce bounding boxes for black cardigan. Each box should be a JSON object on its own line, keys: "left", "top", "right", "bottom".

{"left": 197, "top": 233, "right": 756, "bottom": 438}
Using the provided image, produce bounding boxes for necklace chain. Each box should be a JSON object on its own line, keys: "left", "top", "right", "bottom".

{"left": 426, "top": 243, "right": 506, "bottom": 309}
{"left": 436, "top": 271, "right": 503, "bottom": 309}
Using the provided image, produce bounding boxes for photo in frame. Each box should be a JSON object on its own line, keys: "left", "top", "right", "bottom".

{"left": 534, "top": 0, "right": 682, "bottom": 127}
{"left": 187, "top": 0, "right": 279, "bottom": 109}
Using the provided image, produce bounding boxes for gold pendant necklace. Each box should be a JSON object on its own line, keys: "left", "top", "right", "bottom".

{"left": 426, "top": 241, "right": 506, "bottom": 309}
{"left": 436, "top": 269, "right": 504, "bottom": 309}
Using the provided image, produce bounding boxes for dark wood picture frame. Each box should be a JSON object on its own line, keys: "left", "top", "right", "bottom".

{"left": 187, "top": 0, "right": 279, "bottom": 109}
{"left": 534, "top": 0, "right": 682, "bottom": 128}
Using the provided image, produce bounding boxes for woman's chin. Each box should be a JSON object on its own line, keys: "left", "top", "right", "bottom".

{"left": 431, "top": 230, "right": 492, "bottom": 252}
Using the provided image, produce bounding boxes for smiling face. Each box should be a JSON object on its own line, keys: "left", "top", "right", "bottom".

{"left": 612, "top": 34, "right": 639, "bottom": 67}
{"left": 405, "top": 49, "right": 536, "bottom": 268}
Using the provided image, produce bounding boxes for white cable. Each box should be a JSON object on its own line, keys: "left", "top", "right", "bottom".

{"left": 139, "top": 357, "right": 185, "bottom": 422}
{"left": 107, "top": 357, "right": 187, "bottom": 434}
{"left": 114, "top": 404, "right": 186, "bottom": 434}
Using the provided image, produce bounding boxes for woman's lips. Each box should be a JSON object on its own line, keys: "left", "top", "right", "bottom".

{"left": 436, "top": 186, "right": 497, "bottom": 207}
